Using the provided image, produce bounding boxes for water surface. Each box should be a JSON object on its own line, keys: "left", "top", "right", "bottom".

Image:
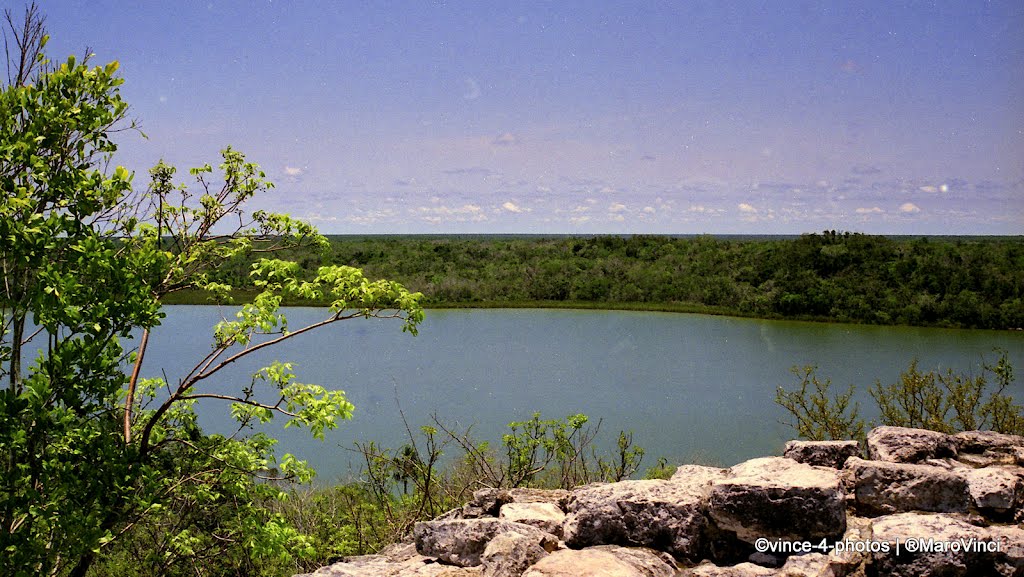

{"left": 141, "top": 307, "right": 1024, "bottom": 482}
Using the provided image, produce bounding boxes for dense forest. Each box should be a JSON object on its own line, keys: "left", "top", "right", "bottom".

{"left": 191, "top": 233, "right": 1024, "bottom": 330}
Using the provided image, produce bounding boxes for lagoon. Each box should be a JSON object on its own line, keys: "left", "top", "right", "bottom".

{"left": 141, "top": 306, "right": 1024, "bottom": 482}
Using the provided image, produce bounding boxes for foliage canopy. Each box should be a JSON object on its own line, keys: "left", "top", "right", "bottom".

{"left": 0, "top": 7, "right": 422, "bottom": 576}
{"left": 184, "top": 232, "right": 1024, "bottom": 330}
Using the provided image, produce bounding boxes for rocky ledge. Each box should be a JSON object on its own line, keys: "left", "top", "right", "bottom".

{"left": 296, "top": 426, "right": 1024, "bottom": 576}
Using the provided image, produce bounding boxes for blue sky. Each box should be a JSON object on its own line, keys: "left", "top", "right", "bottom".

{"left": 37, "top": 1, "right": 1024, "bottom": 234}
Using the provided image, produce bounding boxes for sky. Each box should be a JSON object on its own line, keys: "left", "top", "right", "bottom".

{"left": 30, "top": 1, "right": 1024, "bottom": 234}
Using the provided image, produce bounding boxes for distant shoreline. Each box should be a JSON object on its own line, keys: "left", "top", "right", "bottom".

{"left": 159, "top": 292, "right": 1024, "bottom": 332}
{"left": 317, "top": 233, "right": 1024, "bottom": 242}
{"left": 161, "top": 233, "right": 1024, "bottom": 331}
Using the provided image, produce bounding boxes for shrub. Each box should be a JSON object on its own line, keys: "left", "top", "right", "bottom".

{"left": 777, "top": 350, "right": 1022, "bottom": 440}
{"left": 775, "top": 366, "right": 865, "bottom": 441}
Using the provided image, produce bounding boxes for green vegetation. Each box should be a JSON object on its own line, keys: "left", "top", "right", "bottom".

{"left": 775, "top": 366, "right": 867, "bottom": 441}
{"left": 1, "top": 7, "right": 422, "bottom": 576}
{"left": 181, "top": 232, "right": 1024, "bottom": 330}
{"left": 91, "top": 412, "right": 651, "bottom": 576}
{"left": 776, "top": 350, "right": 1022, "bottom": 441}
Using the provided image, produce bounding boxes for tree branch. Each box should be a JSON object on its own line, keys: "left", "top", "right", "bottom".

{"left": 138, "top": 308, "right": 402, "bottom": 457}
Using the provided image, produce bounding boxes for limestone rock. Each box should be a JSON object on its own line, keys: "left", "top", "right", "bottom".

{"left": 957, "top": 451, "right": 1019, "bottom": 468}
{"left": 776, "top": 552, "right": 834, "bottom": 576}
{"left": 295, "top": 543, "right": 482, "bottom": 576}
{"left": 844, "top": 457, "right": 971, "bottom": 515}
{"left": 670, "top": 464, "right": 732, "bottom": 485}
{"left": 869, "top": 512, "right": 996, "bottom": 576}
{"left": 465, "top": 489, "right": 516, "bottom": 518}
{"left": 414, "top": 518, "right": 556, "bottom": 567}
{"left": 506, "top": 488, "right": 571, "bottom": 507}
{"left": 953, "top": 430, "right": 1024, "bottom": 468}
{"left": 300, "top": 432, "right": 1024, "bottom": 577}
{"left": 708, "top": 457, "right": 846, "bottom": 544}
{"left": 481, "top": 531, "right": 552, "bottom": 577}
{"left": 499, "top": 502, "right": 566, "bottom": 538}
{"left": 522, "top": 546, "right": 676, "bottom": 577}
{"left": 563, "top": 477, "right": 715, "bottom": 560}
{"left": 680, "top": 561, "right": 775, "bottom": 576}
{"left": 866, "top": 426, "right": 956, "bottom": 463}
{"left": 827, "top": 516, "right": 874, "bottom": 577}
{"left": 962, "top": 466, "right": 1024, "bottom": 513}
{"left": 953, "top": 430, "right": 1024, "bottom": 454}
{"left": 784, "top": 440, "right": 861, "bottom": 469}
{"left": 459, "top": 488, "right": 570, "bottom": 520}
{"left": 986, "top": 524, "right": 1024, "bottom": 576}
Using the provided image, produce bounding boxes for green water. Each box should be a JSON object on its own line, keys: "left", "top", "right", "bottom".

{"left": 142, "top": 307, "right": 1024, "bottom": 482}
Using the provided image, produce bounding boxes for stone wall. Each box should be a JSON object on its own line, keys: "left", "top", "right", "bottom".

{"left": 296, "top": 426, "right": 1024, "bottom": 576}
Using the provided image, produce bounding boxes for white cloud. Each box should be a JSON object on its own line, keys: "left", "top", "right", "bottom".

{"left": 855, "top": 207, "right": 884, "bottom": 214}
{"left": 345, "top": 208, "right": 399, "bottom": 225}
{"left": 416, "top": 204, "right": 482, "bottom": 216}
{"left": 609, "top": 214, "right": 625, "bottom": 222}
{"left": 738, "top": 203, "right": 757, "bottom": 213}
{"left": 568, "top": 216, "right": 591, "bottom": 225}
{"left": 642, "top": 206, "right": 655, "bottom": 214}
{"left": 899, "top": 202, "right": 921, "bottom": 213}
{"left": 302, "top": 212, "right": 337, "bottom": 222}
{"left": 502, "top": 201, "right": 523, "bottom": 213}
{"left": 608, "top": 202, "right": 626, "bottom": 213}
{"left": 493, "top": 132, "right": 519, "bottom": 146}
{"left": 919, "top": 185, "right": 938, "bottom": 193}
{"left": 284, "top": 166, "right": 304, "bottom": 176}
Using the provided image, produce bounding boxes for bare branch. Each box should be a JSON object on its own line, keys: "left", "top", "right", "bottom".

{"left": 3, "top": 1, "right": 46, "bottom": 88}
{"left": 178, "top": 394, "right": 298, "bottom": 419}
{"left": 138, "top": 308, "right": 402, "bottom": 456}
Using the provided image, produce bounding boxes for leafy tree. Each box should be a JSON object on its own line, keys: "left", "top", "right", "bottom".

{"left": 0, "top": 6, "right": 423, "bottom": 576}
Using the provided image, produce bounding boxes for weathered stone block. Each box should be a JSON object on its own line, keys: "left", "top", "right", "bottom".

{"left": 784, "top": 439, "right": 861, "bottom": 469}
{"left": 954, "top": 430, "right": 1024, "bottom": 469}
{"left": 294, "top": 542, "right": 483, "bottom": 576}
{"left": 670, "top": 464, "right": 731, "bottom": 485}
{"left": 499, "top": 502, "right": 566, "bottom": 538}
{"left": 708, "top": 457, "right": 846, "bottom": 544}
{"left": 866, "top": 426, "right": 956, "bottom": 463}
{"left": 414, "top": 518, "right": 556, "bottom": 567}
{"left": 845, "top": 457, "right": 972, "bottom": 515}
{"left": 680, "top": 561, "right": 775, "bottom": 576}
{"left": 522, "top": 545, "right": 676, "bottom": 577}
{"left": 962, "top": 466, "right": 1024, "bottom": 512}
{"left": 563, "top": 477, "right": 714, "bottom": 560}
{"left": 481, "top": 531, "right": 552, "bottom": 577}
{"left": 869, "top": 512, "right": 997, "bottom": 577}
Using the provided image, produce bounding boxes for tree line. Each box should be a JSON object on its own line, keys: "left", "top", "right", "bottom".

{"left": 198, "top": 232, "right": 1024, "bottom": 330}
